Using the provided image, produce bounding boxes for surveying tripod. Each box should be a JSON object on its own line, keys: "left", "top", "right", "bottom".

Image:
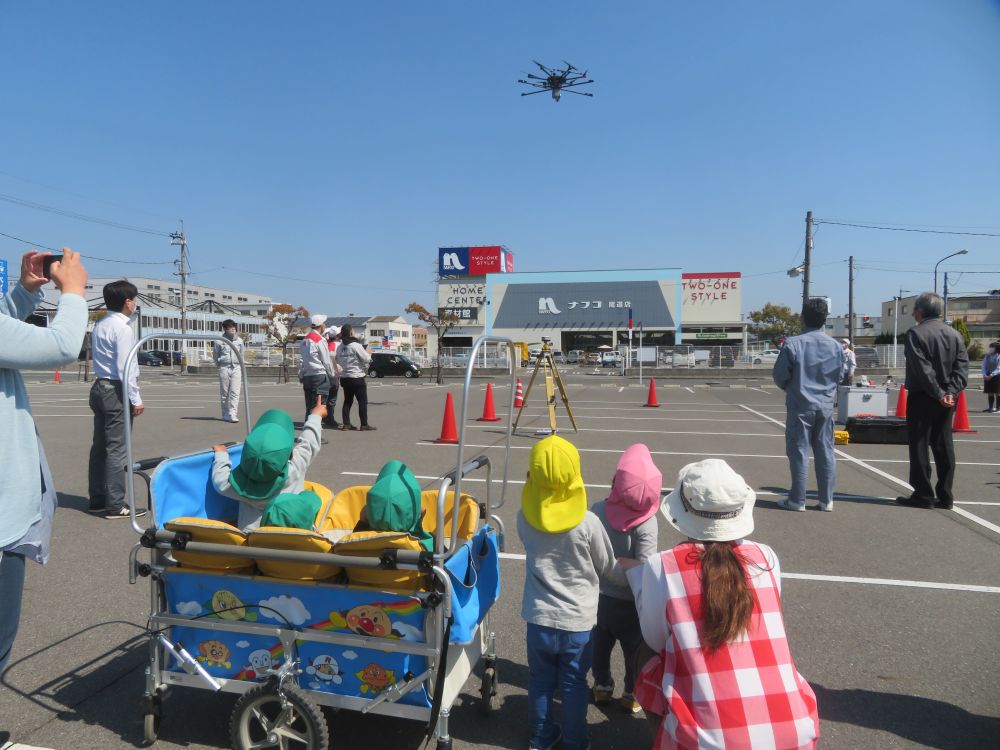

{"left": 513, "top": 341, "right": 578, "bottom": 434}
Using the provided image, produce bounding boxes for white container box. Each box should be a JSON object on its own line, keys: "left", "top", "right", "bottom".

{"left": 837, "top": 386, "right": 889, "bottom": 423}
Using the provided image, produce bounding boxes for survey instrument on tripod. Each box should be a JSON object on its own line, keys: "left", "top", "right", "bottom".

{"left": 512, "top": 338, "right": 578, "bottom": 435}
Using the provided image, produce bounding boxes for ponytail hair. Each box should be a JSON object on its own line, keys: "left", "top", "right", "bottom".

{"left": 699, "top": 541, "right": 755, "bottom": 652}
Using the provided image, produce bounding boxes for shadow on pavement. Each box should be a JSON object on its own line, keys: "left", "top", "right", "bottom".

{"left": 759, "top": 487, "right": 897, "bottom": 506}
{"left": 1, "top": 625, "right": 148, "bottom": 744}
{"left": 813, "top": 683, "right": 1000, "bottom": 750}
{"left": 55, "top": 493, "right": 93, "bottom": 515}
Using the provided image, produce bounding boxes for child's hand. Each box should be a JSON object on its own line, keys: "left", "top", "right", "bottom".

{"left": 618, "top": 557, "right": 643, "bottom": 570}
{"left": 310, "top": 395, "right": 328, "bottom": 419}
{"left": 212, "top": 444, "right": 228, "bottom": 454}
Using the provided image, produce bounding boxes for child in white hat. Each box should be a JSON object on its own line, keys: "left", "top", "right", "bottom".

{"left": 624, "top": 459, "right": 819, "bottom": 750}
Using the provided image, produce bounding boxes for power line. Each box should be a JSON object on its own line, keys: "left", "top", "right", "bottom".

{"left": 0, "top": 169, "right": 179, "bottom": 222}
{"left": 815, "top": 219, "right": 1000, "bottom": 237}
{"left": 0, "top": 229, "right": 174, "bottom": 265}
{"left": 0, "top": 192, "right": 171, "bottom": 236}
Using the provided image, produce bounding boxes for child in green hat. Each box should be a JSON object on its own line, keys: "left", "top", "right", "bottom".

{"left": 212, "top": 398, "right": 325, "bottom": 530}
{"left": 355, "top": 460, "right": 434, "bottom": 552}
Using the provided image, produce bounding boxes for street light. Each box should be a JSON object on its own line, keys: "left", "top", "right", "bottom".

{"left": 934, "top": 250, "right": 968, "bottom": 295}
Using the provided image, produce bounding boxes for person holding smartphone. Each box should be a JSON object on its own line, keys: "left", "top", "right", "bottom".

{"left": 88, "top": 279, "right": 146, "bottom": 518}
{"left": 1, "top": 248, "right": 88, "bottom": 673}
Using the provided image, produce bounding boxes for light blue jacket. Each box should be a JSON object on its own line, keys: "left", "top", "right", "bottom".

{"left": 772, "top": 328, "right": 846, "bottom": 413}
{"left": 0, "top": 284, "right": 87, "bottom": 549}
{"left": 982, "top": 352, "right": 1000, "bottom": 378}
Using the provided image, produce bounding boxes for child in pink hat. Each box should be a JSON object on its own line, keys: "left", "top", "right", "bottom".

{"left": 590, "top": 443, "right": 661, "bottom": 713}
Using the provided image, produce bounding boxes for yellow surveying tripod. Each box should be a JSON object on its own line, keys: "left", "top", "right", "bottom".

{"left": 513, "top": 339, "right": 578, "bottom": 435}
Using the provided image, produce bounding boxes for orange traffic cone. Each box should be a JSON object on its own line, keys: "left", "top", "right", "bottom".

{"left": 54, "top": 369, "right": 61, "bottom": 384}
{"left": 434, "top": 392, "right": 460, "bottom": 444}
{"left": 477, "top": 382, "right": 502, "bottom": 422}
{"left": 644, "top": 377, "right": 660, "bottom": 408}
{"left": 513, "top": 378, "right": 524, "bottom": 409}
{"left": 894, "top": 385, "right": 907, "bottom": 418}
{"left": 953, "top": 390, "right": 977, "bottom": 433}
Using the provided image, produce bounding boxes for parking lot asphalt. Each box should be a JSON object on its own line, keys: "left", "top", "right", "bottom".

{"left": 2, "top": 371, "right": 998, "bottom": 749}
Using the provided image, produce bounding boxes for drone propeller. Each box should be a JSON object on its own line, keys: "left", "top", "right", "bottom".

{"left": 562, "top": 60, "right": 578, "bottom": 72}
{"left": 533, "top": 60, "right": 554, "bottom": 74}
{"left": 561, "top": 79, "right": 594, "bottom": 88}
{"left": 525, "top": 73, "right": 548, "bottom": 80}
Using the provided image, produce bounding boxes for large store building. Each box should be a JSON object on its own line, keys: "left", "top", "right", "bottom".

{"left": 435, "top": 247, "right": 744, "bottom": 351}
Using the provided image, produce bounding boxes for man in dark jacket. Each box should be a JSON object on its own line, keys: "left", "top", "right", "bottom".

{"left": 897, "top": 292, "right": 969, "bottom": 510}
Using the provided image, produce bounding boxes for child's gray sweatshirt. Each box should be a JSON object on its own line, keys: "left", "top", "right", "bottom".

{"left": 517, "top": 510, "right": 628, "bottom": 632}
{"left": 591, "top": 499, "right": 658, "bottom": 601}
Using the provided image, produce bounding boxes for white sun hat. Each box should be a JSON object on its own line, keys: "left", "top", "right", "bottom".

{"left": 310, "top": 314, "right": 327, "bottom": 327}
{"left": 662, "top": 459, "right": 755, "bottom": 542}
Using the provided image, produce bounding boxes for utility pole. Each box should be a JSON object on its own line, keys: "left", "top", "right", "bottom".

{"left": 170, "top": 222, "right": 188, "bottom": 334}
{"left": 848, "top": 255, "right": 855, "bottom": 347}
{"left": 803, "top": 210, "right": 813, "bottom": 310}
{"left": 893, "top": 289, "right": 901, "bottom": 369}
{"left": 943, "top": 272, "right": 949, "bottom": 323}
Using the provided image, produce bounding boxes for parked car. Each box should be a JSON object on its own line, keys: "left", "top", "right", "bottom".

{"left": 566, "top": 349, "right": 585, "bottom": 364}
{"left": 586, "top": 352, "right": 601, "bottom": 364}
{"left": 855, "top": 346, "right": 880, "bottom": 368}
{"left": 368, "top": 352, "right": 421, "bottom": 378}
{"left": 601, "top": 350, "right": 622, "bottom": 368}
{"left": 137, "top": 351, "right": 163, "bottom": 366}
{"left": 752, "top": 349, "right": 781, "bottom": 365}
{"left": 709, "top": 346, "right": 736, "bottom": 368}
{"left": 551, "top": 351, "right": 565, "bottom": 364}
{"left": 151, "top": 350, "right": 182, "bottom": 366}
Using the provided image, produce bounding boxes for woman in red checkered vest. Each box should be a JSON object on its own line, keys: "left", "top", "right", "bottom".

{"left": 622, "top": 459, "right": 819, "bottom": 749}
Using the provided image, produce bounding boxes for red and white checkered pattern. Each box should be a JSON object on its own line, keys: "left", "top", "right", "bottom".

{"left": 635, "top": 542, "right": 819, "bottom": 749}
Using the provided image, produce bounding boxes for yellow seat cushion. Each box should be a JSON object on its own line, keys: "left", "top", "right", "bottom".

{"left": 246, "top": 527, "right": 341, "bottom": 581}
{"left": 420, "top": 490, "right": 480, "bottom": 543}
{"left": 316, "top": 486, "right": 369, "bottom": 535}
{"left": 333, "top": 531, "right": 428, "bottom": 593}
{"left": 164, "top": 518, "right": 253, "bottom": 572}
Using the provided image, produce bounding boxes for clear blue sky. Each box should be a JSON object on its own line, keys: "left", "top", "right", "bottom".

{"left": 1, "top": 1, "right": 998, "bottom": 320}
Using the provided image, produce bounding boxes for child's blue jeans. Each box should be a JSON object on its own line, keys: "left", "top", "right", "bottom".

{"left": 526, "top": 622, "right": 593, "bottom": 750}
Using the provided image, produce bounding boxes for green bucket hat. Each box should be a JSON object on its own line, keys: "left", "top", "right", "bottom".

{"left": 229, "top": 410, "right": 296, "bottom": 501}
{"left": 261, "top": 490, "right": 322, "bottom": 531}
{"left": 366, "top": 460, "right": 434, "bottom": 552}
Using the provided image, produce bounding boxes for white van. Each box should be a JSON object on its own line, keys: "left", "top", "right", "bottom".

{"left": 601, "top": 350, "right": 623, "bottom": 368}
{"left": 566, "top": 349, "right": 585, "bottom": 364}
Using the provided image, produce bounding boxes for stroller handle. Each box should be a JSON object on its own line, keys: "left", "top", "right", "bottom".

{"left": 122, "top": 333, "right": 253, "bottom": 536}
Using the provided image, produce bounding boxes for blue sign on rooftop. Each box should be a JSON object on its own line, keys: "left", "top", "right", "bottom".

{"left": 0, "top": 259, "right": 8, "bottom": 295}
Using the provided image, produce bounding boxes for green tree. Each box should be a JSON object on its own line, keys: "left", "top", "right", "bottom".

{"left": 748, "top": 303, "right": 800, "bottom": 343}
{"left": 952, "top": 317, "right": 972, "bottom": 348}
{"left": 266, "top": 303, "right": 310, "bottom": 383}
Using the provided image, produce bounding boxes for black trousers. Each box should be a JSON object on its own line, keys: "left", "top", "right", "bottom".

{"left": 906, "top": 390, "right": 957, "bottom": 503}
{"left": 302, "top": 373, "right": 330, "bottom": 421}
{"left": 341, "top": 376, "right": 369, "bottom": 427}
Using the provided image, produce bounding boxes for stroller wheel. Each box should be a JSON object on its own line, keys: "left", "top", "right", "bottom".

{"left": 142, "top": 712, "right": 160, "bottom": 745}
{"left": 480, "top": 664, "right": 499, "bottom": 714}
{"left": 230, "top": 683, "right": 329, "bottom": 750}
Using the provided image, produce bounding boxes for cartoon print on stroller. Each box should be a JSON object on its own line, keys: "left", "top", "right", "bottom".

{"left": 124, "top": 334, "right": 514, "bottom": 749}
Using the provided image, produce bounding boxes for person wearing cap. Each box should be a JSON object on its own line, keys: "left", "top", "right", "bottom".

{"left": 624, "top": 459, "right": 819, "bottom": 750}
{"left": 354, "top": 460, "right": 434, "bottom": 551}
{"left": 212, "top": 318, "right": 244, "bottom": 423}
{"left": 260, "top": 489, "right": 323, "bottom": 531}
{"left": 335, "top": 323, "right": 375, "bottom": 431}
{"left": 772, "top": 298, "right": 845, "bottom": 511}
{"left": 517, "top": 435, "right": 626, "bottom": 750}
{"left": 211, "top": 402, "right": 325, "bottom": 531}
{"left": 324, "top": 325, "right": 343, "bottom": 429}
{"left": 590, "top": 444, "right": 660, "bottom": 715}
{"left": 840, "top": 338, "right": 856, "bottom": 386}
{"left": 298, "top": 314, "right": 335, "bottom": 426}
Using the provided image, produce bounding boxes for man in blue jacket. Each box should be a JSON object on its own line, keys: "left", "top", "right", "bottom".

{"left": 772, "top": 299, "right": 846, "bottom": 511}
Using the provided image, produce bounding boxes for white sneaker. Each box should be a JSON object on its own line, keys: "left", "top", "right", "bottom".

{"left": 777, "top": 499, "right": 806, "bottom": 512}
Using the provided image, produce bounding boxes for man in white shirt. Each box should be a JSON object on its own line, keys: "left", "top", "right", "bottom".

{"left": 88, "top": 280, "right": 146, "bottom": 519}
{"left": 298, "top": 314, "right": 335, "bottom": 424}
{"left": 212, "top": 318, "right": 244, "bottom": 423}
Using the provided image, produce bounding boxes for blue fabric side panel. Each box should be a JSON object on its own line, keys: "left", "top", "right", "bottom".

{"left": 152, "top": 446, "right": 243, "bottom": 526}
{"left": 445, "top": 527, "right": 501, "bottom": 644}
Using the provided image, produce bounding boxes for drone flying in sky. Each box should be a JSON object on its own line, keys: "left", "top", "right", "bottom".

{"left": 518, "top": 61, "right": 594, "bottom": 102}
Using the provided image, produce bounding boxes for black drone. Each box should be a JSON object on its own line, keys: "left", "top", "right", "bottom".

{"left": 518, "top": 60, "right": 593, "bottom": 102}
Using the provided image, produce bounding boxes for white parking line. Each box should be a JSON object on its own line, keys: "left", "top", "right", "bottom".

{"left": 493, "top": 553, "right": 1000, "bottom": 594}
{"left": 739, "top": 404, "right": 1000, "bottom": 537}
{"left": 684, "top": 387, "right": 695, "bottom": 394}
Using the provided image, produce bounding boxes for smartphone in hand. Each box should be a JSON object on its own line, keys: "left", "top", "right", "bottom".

{"left": 42, "top": 254, "right": 64, "bottom": 280}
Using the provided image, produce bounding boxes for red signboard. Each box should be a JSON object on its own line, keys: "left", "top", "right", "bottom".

{"left": 469, "top": 246, "right": 505, "bottom": 275}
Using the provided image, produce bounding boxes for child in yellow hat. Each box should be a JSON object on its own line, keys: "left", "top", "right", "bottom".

{"left": 517, "top": 435, "right": 627, "bottom": 750}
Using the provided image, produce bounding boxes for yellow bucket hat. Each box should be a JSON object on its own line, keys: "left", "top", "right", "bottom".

{"left": 521, "top": 435, "right": 587, "bottom": 533}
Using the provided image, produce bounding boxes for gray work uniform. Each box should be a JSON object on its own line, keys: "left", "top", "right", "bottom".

{"left": 772, "top": 329, "right": 846, "bottom": 508}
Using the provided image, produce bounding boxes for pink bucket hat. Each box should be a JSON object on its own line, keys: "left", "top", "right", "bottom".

{"left": 605, "top": 443, "right": 663, "bottom": 532}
